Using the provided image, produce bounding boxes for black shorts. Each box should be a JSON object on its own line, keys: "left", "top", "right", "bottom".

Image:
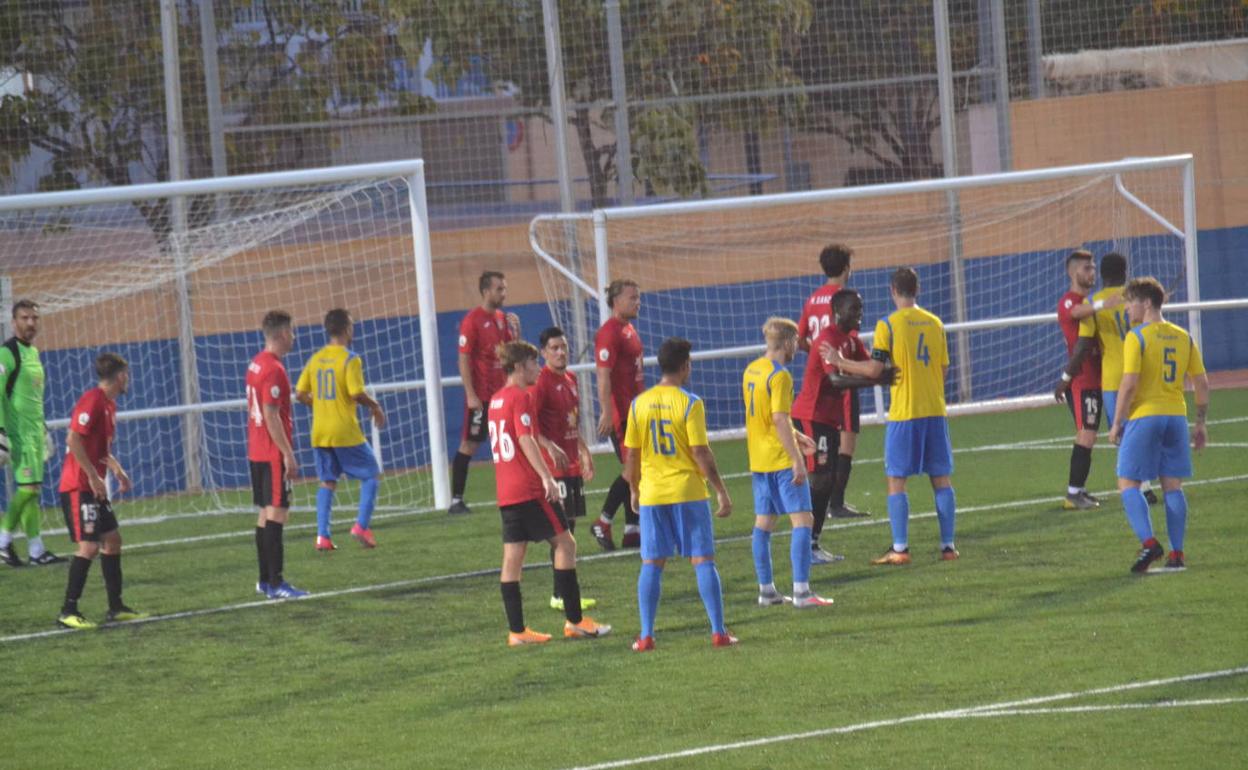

{"left": 462, "top": 405, "right": 487, "bottom": 443}
{"left": 794, "top": 419, "right": 838, "bottom": 474}
{"left": 842, "top": 388, "right": 861, "bottom": 434}
{"left": 60, "top": 490, "right": 119, "bottom": 543}
{"left": 556, "top": 476, "right": 586, "bottom": 519}
{"left": 250, "top": 459, "right": 292, "bottom": 510}
{"left": 500, "top": 498, "right": 569, "bottom": 544}
{"left": 1065, "top": 385, "right": 1103, "bottom": 432}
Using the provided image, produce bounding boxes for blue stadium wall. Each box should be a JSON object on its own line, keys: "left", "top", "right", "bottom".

{"left": 13, "top": 225, "right": 1247, "bottom": 509}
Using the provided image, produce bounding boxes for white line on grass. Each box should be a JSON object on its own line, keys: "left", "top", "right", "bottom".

{"left": 964, "top": 696, "right": 1248, "bottom": 717}
{"left": 6, "top": 472, "right": 1247, "bottom": 647}
{"left": 561, "top": 667, "right": 1248, "bottom": 770}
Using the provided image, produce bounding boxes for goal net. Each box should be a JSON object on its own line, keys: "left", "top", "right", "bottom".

{"left": 0, "top": 161, "right": 447, "bottom": 529}
{"left": 531, "top": 156, "right": 1196, "bottom": 437}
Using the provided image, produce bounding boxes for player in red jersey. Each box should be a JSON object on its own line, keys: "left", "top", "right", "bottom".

{"left": 531, "top": 327, "right": 598, "bottom": 611}
{"left": 490, "top": 341, "right": 610, "bottom": 646}
{"left": 589, "top": 279, "right": 644, "bottom": 551}
{"left": 1053, "top": 250, "right": 1104, "bottom": 510}
{"left": 450, "top": 270, "right": 521, "bottom": 516}
{"left": 797, "top": 244, "right": 853, "bottom": 352}
{"left": 247, "top": 310, "right": 307, "bottom": 599}
{"left": 55, "top": 353, "right": 147, "bottom": 630}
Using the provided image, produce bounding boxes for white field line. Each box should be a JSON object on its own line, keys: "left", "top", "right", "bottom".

{"left": 562, "top": 667, "right": 1248, "bottom": 770}
{"left": 5, "top": 471, "right": 1247, "bottom": 647}
{"left": 964, "top": 696, "right": 1248, "bottom": 717}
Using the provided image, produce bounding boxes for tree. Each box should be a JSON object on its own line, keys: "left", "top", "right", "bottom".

{"left": 405, "top": 0, "right": 811, "bottom": 207}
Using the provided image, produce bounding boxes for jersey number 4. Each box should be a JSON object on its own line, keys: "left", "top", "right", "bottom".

{"left": 916, "top": 333, "right": 931, "bottom": 366}
{"left": 246, "top": 385, "right": 263, "bottom": 427}
{"left": 488, "top": 419, "right": 516, "bottom": 462}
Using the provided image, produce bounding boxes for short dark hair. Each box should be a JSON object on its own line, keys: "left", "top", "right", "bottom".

{"left": 324, "top": 308, "right": 352, "bottom": 337}
{"left": 819, "top": 244, "right": 853, "bottom": 278}
{"left": 1100, "top": 252, "right": 1128, "bottom": 286}
{"left": 539, "top": 326, "right": 565, "bottom": 348}
{"left": 890, "top": 267, "right": 919, "bottom": 299}
{"left": 479, "top": 271, "right": 505, "bottom": 294}
{"left": 498, "top": 340, "right": 539, "bottom": 373}
{"left": 658, "top": 337, "right": 691, "bottom": 375}
{"left": 262, "top": 310, "right": 293, "bottom": 339}
{"left": 1124, "top": 276, "right": 1165, "bottom": 309}
{"left": 11, "top": 299, "right": 38, "bottom": 318}
{"left": 95, "top": 352, "right": 128, "bottom": 381}
{"left": 832, "top": 288, "right": 862, "bottom": 317}
{"left": 1066, "top": 249, "right": 1094, "bottom": 270}
{"left": 605, "top": 279, "right": 640, "bottom": 308}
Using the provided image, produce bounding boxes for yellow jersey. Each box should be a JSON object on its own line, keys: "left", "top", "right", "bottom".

{"left": 872, "top": 305, "right": 948, "bottom": 421}
{"left": 1122, "top": 321, "right": 1205, "bottom": 420}
{"left": 295, "top": 344, "right": 368, "bottom": 447}
{"left": 1092, "top": 286, "right": 1130, "bottom": 391}
{"left": 624, "top": 384, "right": 710, "bottom": 506}
{"left": 742, "top": 356, "right": 797, "bottom": 473}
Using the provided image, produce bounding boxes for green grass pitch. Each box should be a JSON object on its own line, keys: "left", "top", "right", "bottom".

{"left": 3, "top": 391, "right": 1246, "bottom": 769}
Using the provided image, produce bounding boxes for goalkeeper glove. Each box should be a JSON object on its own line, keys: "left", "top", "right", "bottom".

{"left": 0, "top": 429, "right": 9, "bottom": 467}
{"left": 45, "top": 431, "right": 57, "bottom": 462}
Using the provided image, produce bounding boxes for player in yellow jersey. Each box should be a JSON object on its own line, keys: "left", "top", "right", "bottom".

{"left": 1108, "top": 278, "right": 1209, "bottom": 574}
{"left": 743, "top": 319, "right": 831, "bottom": 609}
{"left": 624, "top": 338, "right": 735, "bottom": 650}
{"left": 295, "top": 309, "right": 386, "bottom": 550}
{"left": 829, "top": 268, "right": 958, "bottom": 565}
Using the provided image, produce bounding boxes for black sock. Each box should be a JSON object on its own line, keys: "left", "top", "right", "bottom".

{"left": 501, "top": 581, "right": 525, "bottom": 633}
{"left": 62, "top": 556, "right": 93, "bottom": 615}
{"left": 554, "top": 569, "right": 583, "bottom": 624}
{"left": 550, "top": 543, "right": 560, "bottom": 599}
{"left": 264, "top": 520, "right": 285, "bottom": 587}
{"left": 831, "top": 453, "right": 853, "bottom": 510}
{"left": 255, "top": 526, "right": 269, "bottom": 584}
{"left": 810, "top": 471, "right": 833, "bottom": 543}
{"left": 451, "top": 451, "right": 472, "bottom": 499}
{"left": 1069, "top": 444, "right": 1093, "bottom": 489}
{"left": 100, "top": 553, "right": 123, "bottom": 611}
{"left": 602, "top": 476, "right": 630, "bottom": 521}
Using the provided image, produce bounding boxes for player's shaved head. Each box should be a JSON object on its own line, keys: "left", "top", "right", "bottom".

{"left": 324, "top": 308, "right": 352, "bottom": 337}
{"left": 890, "top": 268, "right": 919, "bottom": 299}
{"left": 1100, "top": 252, "right": 1127, "bottom": 286}
{"left": 262, "top": 310, "right": 293, "bottom": 338}
{"left": 498, "top": 340, "right": 539, "bottom": 373}
{"left": 762, "top": 317, "right": 798, "bottom": 347}
{"left": 658, "top": 337, "right": 692, "bottom": 375}
{"left": 819, "top": 244, "right": 852, "bottom": 279}
{"left": 95, "top": 352, "right": 128, "bottom": 381}
{"left": 1124, "top": 277, "right": 1165, "bottom": 309}
{"left": 11, "top": 299, "right": 38, "bottom": 318}
{"left": 1066, "top": 249, "right": 1094, "bottom": 270}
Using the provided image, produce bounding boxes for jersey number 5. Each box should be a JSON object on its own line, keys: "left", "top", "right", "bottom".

{"left": 488, "top": 419, "right": 516, "bottom": 462}
{"left": 1163, "top": 347, "right": 1178, "bottom": 383}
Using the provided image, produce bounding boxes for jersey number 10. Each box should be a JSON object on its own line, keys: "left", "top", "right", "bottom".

{"left": 315, "top": 369, "right": 336, "bottom": 400}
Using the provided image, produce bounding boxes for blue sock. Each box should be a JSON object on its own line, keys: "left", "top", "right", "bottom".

{"left": 1120, "top": 487, "right": 1154, "bottom": 543}
{"left": 694, "top": 561, "right": 726, "bottom": 635}
{"left": 886, "top": 493, "right": 910, "bottom": 549}
{"left": 637, "top": 563, "right": 663, "bottom": 639}
{"left": 751, "top": 527, "right": 773, "bottom": 586}
{"left": 316, "top": 487, "right": 335, "bottom": 538}
{"left": 1164, "top": 490, "right": 1187, "bottom": 553}
{"left": 791, "top": 525, "right": 812, "bottom": 585}
{"left": 357, "top": 477, "right": 379, "bottom": 530}
{"left": 934, "top": 486, "right": 957, "bottom": 546}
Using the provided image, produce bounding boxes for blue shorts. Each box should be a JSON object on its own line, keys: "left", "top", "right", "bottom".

{"left": 1103, "top": 390, "right": 1118, "bottom": 427}
{"left": 752, "top": 469, "right": 812, "bottom": 516}
{"left": 639, "top": 500, "right": 716, "bottom": 560}
{"left": 314, "top": 443, "right": 380, "bottom": 483}
{"left": 1117, "top": 415, "right": 1191, "bottom": 481}
{"left": 884, "top": 416, "right": 954, "bottom": 478}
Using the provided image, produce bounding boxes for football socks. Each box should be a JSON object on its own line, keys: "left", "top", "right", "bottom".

{"left": 254, "top": 526, "right": 269, "bottom": 584}
{"left": 1, "top": 486, "right": 38, "bottom": 544}
{"left": 263, "top": 520, "right": 285, "bottom": 587}
{"left": 357, "top": 477, "right": 379, "bottom": 530}
{"left": 830, "top": 453, "right": 853, "bottom": 510}
{"left": 934, "top": 486, "right": 957, "bottom": 548}
{"left": 751, "top": 527, "right": 773, "bottom": 587}
{"left": 1068, "top": 444, "right": 1093, "bottom": 491}
{"left": 500, "top": 581, "right": 525, "bottom": 634}
{"left": 1164, "top": 489, "right": 1188, "bottom": 553}
{"left": 1120, "top": 486, "right": 1154, "bottom": 543}
{"left": 553, "top": 569, "right": 583, "bottom": 625}
{"left": 791, "top": 525, "right": 812, "bottom": 585}
{"left": 316, "top": 486, "right": 334, "bottom": 538}
{"left": 62, "top": 555, "right": 92, "bottom": 615}
{"left": 637, "top": 563, "right": 663, "bottom": 639}
{"left": 694, "top": 561, "right": 726, "bottom": 636}
{"left": 100, "top": 553, "right": 124, "bottom": 612}
{"left": 886, "top": 493, "right": 910, "bottom": 551}
{"left": 602, "top": 476, "right": 631, "bottom": 522}
{"left": 451, "top": 451, "right": 472, "bottom": 498}
{"left": 809, "top": 471, "right": 832, "bottom": 544}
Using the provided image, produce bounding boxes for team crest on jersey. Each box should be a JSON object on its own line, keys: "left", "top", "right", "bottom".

{"left": 78, "top": 412, "right": 90, "bottom": 426}
{"left": 520, "top": 413, "right": 531, "bottom": 426}
{"left": 459, "top": 334, "right": 467, "bottom": 347}
{"left": 598, "top": 349, "right": 609, "bottom": 362}
{"left": 1064, "top": 299, "right": 1073, "bottom": 309}
{"left": 18, "top": 467, "right": 31, "bottom": 481}
{"left": 270, "top": 385, "right": 280, "bottom": 398}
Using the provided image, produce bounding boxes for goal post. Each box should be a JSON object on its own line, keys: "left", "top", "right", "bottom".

{"left": 531, "top": 154, "right": 1210, "bottom": 440}
{"left": 0, "top": 159, "right": 450, "bottom": 523}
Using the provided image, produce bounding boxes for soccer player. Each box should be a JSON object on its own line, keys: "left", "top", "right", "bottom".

{"left": 743, "top": 319, "right": 832, "bottom": 609}
{"left": 590, "top": 279, "right": 644, "bottom": 551}
{"left": 295, "top": 308, "right": 387, "bottom": 550}
{"left": 1053, "top": 249, "right": 1104, "bottom": 510}
{"left": 489, "top": 341, "right": 610, "bottom": 646}
{"left": 56, "top": 353, "right": 147, "bottom": 629}
{"left": 1108, "top": 277, "right": 1208, "bottom": 574}
{"left": 247, "top": 310, "right": 308, "bottom": 600}
{"left": 0, "top": 299, "right": 66, "bottom": 567}
{"left": 828, "top": 268, "right": 958, "bottom": 565}
{"left": 625, "top": 337, "right": 736, "bottom": 651}
{"left": 450, "top": 270, "right": 520, "bottom": 516}
{"left": 531, "top": 327, "right": 598, "bottom": 611}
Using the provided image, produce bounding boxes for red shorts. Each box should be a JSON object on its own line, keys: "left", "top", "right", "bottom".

{"left": 1065, "top": 383, "right": 1103, "bottom": 432}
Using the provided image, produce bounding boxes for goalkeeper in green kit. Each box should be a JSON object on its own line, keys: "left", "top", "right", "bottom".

{"left": 0, "top": 300, "right": 66, "bottom": 567}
